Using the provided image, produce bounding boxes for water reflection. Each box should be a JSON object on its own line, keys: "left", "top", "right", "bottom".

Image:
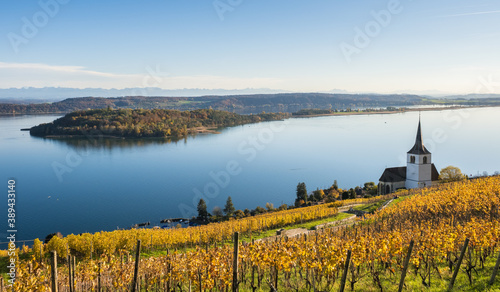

{"left": 30, "top": 135, "right": 191, "bottom": 150}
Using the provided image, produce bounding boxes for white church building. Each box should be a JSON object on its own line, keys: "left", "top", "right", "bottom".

{"left": 378, "top": 119, "right": 439, "bottom": 195}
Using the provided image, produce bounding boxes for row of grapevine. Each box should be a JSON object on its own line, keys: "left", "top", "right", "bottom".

{"left": 8, "top": 177, "right": 500, "bottom": 291}
{"left": 9, "top": 216, "right": 500, "bottom": 291}
{"left": 7, "top": 176, "right": 500, "bottom": 291}
{"left": 36, "top": 202, "right": 341, "bottom": 260}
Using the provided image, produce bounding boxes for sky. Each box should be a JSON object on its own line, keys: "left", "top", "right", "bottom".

{"left": 1, "top": 0, "right": 500, "bottom": 95}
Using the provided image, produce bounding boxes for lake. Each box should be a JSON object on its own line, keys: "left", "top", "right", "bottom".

{"left": 1, "top": 107, "right": 499, "bottom": 244}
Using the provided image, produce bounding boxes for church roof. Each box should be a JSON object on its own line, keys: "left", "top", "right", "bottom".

{"left": 379, "top": 167, "right": 407, "bottom": 183}
{"left": 379, "top": 164, "right": 440, "bottom": 183}
{"left": 408, "top": 119, "right": 431, "bottom": 155}
{"left": 431, "top": 164, "right": 440, "bottom": 181}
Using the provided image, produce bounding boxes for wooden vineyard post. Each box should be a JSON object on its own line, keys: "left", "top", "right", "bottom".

{"left": 233, "top": 232, "right": 239, "bottom": 292}
{"left": 67, "top": 255, "right": 73, "bottom": 292}
{"left": 51, "top": 251, "right": 58, "bottom": 292}
{"left": 167, "top": 250, "right": 172, "bottom": 291}
{"left": 339, "top": 249, "right": 352, "bottom": 292}
{"left": 489, "top": 248, "right": 500, "bottom": 286}
{"left": 131, "top": 239, "right": 142, "bottom": 292}
{"left": 72, "top": 256, "right": 76, "bottom": 292}
{"left": 251, "top": 263, "right": 256, "bottom": 291}
{"left": 448, "top": 238, "right": 469, "bottom": 291}
{"left": 97, "top": 261, "right": 102, "bottom": 292}
{"left": 398, "top": 240, "right": 414, "bottom": 292}
{"left": 40, "top": 245, "right": 43, "bottom": 264}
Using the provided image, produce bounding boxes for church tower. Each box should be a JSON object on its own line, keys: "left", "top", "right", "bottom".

{"left": 405, "top": 118, "right": 432, "bottom": 189}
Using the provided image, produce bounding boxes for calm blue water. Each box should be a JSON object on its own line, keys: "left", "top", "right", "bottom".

{"left": 1, "top": 107, "right": 499, "bottom": 243}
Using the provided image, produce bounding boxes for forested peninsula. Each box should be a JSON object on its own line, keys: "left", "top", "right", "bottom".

{"left": 29, "top": 108, "right": 290, "bottom": 138}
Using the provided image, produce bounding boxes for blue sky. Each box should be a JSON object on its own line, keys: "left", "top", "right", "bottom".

{"left": 1, "top": 0, "right": 500, "bottom": 94}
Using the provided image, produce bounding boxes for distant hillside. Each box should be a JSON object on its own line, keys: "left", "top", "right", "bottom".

{"left": 442, "top": 93, "right": 500, "bottom": 99}
{"left": 0, "top": 87, "right": 289, "bottom": 101}
{"left": 0, "top": 93, "right": 429, "bottom": 115}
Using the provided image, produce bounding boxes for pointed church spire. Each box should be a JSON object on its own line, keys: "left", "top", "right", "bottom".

{"left": 408, "top": 117, "right": 431, "bottom": 155}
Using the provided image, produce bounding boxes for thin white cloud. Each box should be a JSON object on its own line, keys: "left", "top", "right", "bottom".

{"left": 439, "top": 10, "right": 500, "bottom": 18}
{"left": 0, "top": 62, "right": 284, "bottom": 90}
{"left": 1, "top": 62, "right": 495, "bottom": 94}
{"left": 0, "top": 62, "right": 134, "bottom": 78}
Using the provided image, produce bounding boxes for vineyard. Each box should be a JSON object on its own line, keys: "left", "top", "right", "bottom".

{"left": 42, "top": 202, "right": 342, "bottom": 260}
{"left": 3, "top": 176, "right": 500, "bottom": 291}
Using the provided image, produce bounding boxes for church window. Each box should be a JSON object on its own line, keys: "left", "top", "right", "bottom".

{"left": 386, "top": 185, "right": 391, "bottom": 194}
{"left": 423, "top": 156, "right": 428, "bottom": 164}
{"left": 410, "top": 156, "right": 415, "bottom": 163}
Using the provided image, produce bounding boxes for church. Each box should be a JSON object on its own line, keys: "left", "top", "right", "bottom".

{"left": 378, "top": 119, "right": 439, "bottom": 195}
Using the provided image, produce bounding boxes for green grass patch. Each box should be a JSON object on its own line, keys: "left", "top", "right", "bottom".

{"left": 291, "top": 212, "right": 353, "bottom": 230}
{"left": 387, "top": 194, "right": 413, "bottom": 208}
{"left": 353, "top": 200, "right": 387, "bottom": 213}
{"left": 239, "top": 212, "right": 353, "bottom": 243}
{"left": 175, "top": 100, "right": 207, "bottom": 105}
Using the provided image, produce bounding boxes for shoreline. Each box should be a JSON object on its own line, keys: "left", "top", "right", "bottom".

{"left": 2, "top": 104, "right": 499, "bottom": 119}
{"left": 2, "top": 104, "right": 498, "bottom": 118}
{"left": 291, "top": 104, "right": 500, "bottom": 119}
{"left": 0, "top": 112, "right": 66, "bottom": 117}
{"left": 19, "top": 104, "right": 500, "bottom": 139}
{"left": 32, "top": 126, "right": 220, "bottom": 139}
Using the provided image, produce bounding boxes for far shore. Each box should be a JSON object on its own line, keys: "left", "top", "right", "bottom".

{"left": 2, "top": 104, "right": 499, "bottom": 118}
{"left": 291, "top": 104, "right": 500, "bottom": 119}
{"left": 0, "top": 111, "right": 67, "bottom": 117}
{"left": 17, "top": 104, "right": 500, "bottom": 139}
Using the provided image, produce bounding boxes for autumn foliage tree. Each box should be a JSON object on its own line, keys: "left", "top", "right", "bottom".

{"left": 30, "top": 108, "right": 290, "bottom": 139}
{"left": 439, "top": 165, "right": 466, "bottom": 183}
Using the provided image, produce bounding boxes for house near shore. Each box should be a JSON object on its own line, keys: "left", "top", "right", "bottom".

{"left": 378, "top": 118, "right": 439, "bottom": 195}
